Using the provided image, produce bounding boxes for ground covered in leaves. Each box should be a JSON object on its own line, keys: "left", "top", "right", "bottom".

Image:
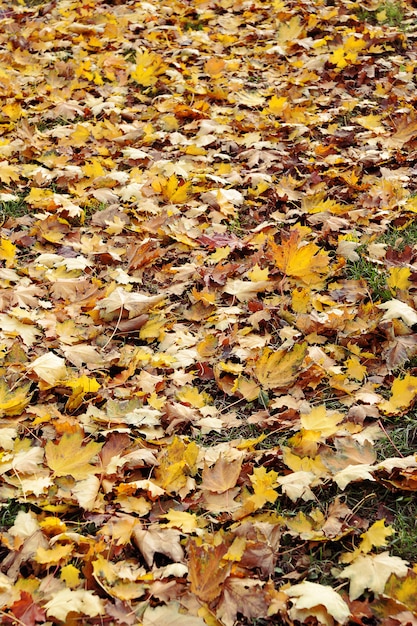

{"left": 1, "top": 0, "right": 417, "bottom": 623}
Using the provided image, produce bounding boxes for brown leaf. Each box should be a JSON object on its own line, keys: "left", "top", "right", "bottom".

{"left": 201, "top": 455, "right": 242, "bottom": 493}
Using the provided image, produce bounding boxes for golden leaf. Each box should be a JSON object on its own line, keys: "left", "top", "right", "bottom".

{"left": 254, "top": 343, "right": 307, "bottom": 390}
{"left": 0, "top": 380, "right": 31, "bottom": 417}
{"left": 131, "top": 50, "right": 166, "bottom": 87}
{"left": 378, "top": 373, "right": 417, "bottom": 414}
{"left": 45, "top": 432, "right": 103, "bottom": 479}
{"left": 270, "top": 228, "right": 330, "bottom": 286}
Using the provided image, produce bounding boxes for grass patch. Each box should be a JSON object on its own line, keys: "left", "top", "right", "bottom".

{"left": 0, "top": 195, "right": 29, "bottom": 220}
{"left": 356, "top": 1, "right": 406, "bottom": 28}
{"left": 379, "top": 219, "right": 417, "bottom": 251}
{"left": 0, "top": 500, "right": 30, "bottom": 530}
{"left": 345, "top": 252, "right": 391, "bottom": 302}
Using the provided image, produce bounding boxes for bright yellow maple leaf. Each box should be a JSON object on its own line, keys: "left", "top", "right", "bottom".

{"left": 388, "top": 267, "right": 411, "bottom": 293}
{"left": 270, "top": 228, "right": 330, "bottom": 286}
{"left": 250, "top": 466, "right": 279, "bottom": 505}
{"left": 154, "top": 174, "right": 192, "bottom": 203}
{"left": 45, "top": 432, "right": 103, "bottom": 479}
{"left": 300, "top": 405, "right": 344, "bottom": 438}
{"left": 35, "top": 543, "right": 74, "bottom": 565}
{"left": 378, "top": 373, "right": 417, "bottom": 414}
{"left": 176, "top": 385, "right": 212, "bottom": 408}
{"left": 0, "top": 238, "right": 16, "bottom": 267}
{"left": 0, "top": 161, "right": 20, "bottom": 184}
{"left": 131, "top": 50, "right": 166, "bottom": 87}
{"left": 61, "top": 564, "right": 81, "bottom": 589}
{"left": 162, "top": 510, "right": 200, "bottom": 533}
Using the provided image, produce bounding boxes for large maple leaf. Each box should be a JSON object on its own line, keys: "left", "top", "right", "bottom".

{"left": 45, "top": 432, "right": 103, "bottom": 479}
{"left": 270, "top": 228, "right": 330, "bottom": 286}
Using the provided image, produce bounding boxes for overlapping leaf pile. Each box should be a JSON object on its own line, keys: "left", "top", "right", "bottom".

{"left": 1, "top": 0, "right": 417, "bottom": 623}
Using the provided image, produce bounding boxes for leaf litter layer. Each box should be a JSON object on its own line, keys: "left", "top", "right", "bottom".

{"left": 1, "top": 0, "right": 417, "bottom": 623}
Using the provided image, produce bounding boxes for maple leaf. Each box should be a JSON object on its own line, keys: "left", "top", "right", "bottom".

{"left": 338, "top": 552, "right": 408, "bottom": 600}
{"left": 45, "top": 432, "right": 103, "bottom": 479}
{"left": 378, "top": 373, "right": 417, "bottom": 414}
{"left": 142, "top": 603, "right": 206, "bottom": 626}
{"left": 154, "top": 174, "right": 192, "bottom": 203}
{"left": 188, "top": 540, "right": 230, "bottom": 602}
{"left": 285, "top": 581, "right": 350, "bottom": 625}
{"left": 29, "top": 352, "right": 67, "bottom": 385}
{"left": 44, "top": 588, "right": 104, "bottom": 621}
{"left": 270, "top": 228, "right": 330, "bottom": 286}
{"left": 217, "top": 577, "right": 269, "bottom": 626}
{"left": 201, "top": 455, "right": 242, "bottom": 493}
{"left": 8, "top": 591, "right": 46, "bottom": 625}
{"left": 131, "top": 50, "right": 166, "bottom": 87}
{"left": 254, "top": 342, "right": 307, "bottom": 390}
{"left": 96, "top": 287, "right": 165, "bottom": 319}
{"left": 133, "top": 525, "right": 184, "bottom": 567}
{"left": 378, "top": 299, "right": 417, "bottom": 326}
{"left": 0, "top": 380, "right": 31, "bottom": 417}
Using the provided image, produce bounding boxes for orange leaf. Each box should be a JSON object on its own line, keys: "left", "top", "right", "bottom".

{"left": 270, "top": 228, "right": 330, "bottom": 286}
{"left": 188, "top": 540, "right": 230, "bottom": 602}
{"left": 204, "top": 58, "right": 225, "bottom": 76}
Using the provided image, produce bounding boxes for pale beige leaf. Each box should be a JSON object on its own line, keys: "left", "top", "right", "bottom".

{"left": 285, "top": 581, "right": 350, "bottom": 625}
{"left": 338, "top": 552, "right": 408, "bottom": 600}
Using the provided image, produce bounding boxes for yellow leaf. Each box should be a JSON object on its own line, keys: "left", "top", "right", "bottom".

{"left": 71, "top": 124, "right": 91, "bottom": 145}
{"left": 300, "top": 405, "right": 344, "bottom": 438}
{"left": 65, "top": 375, "right": 101, "bottom": 394}
{"left": 154, "top": 437, "right": 198, "bottom": 494}
{"left": 254, "top": 343, "right": 307, "bottom": 390}
{"left": 60, "top": 564, "right": 81, "bottom": 589}
{"left": 131, "top": 50, "right": 166, "bottom": 87}
{"left": 39, "top": 516, "right": 67, "bottom": 534}
{"left": 177, "top": 385, "right": 211, "bottom": 408}
{"left": 35, "top": 543, "right": 74, "bottom": 565}
{"left": 45, "top": 432, "right": 103, "bottom": 479}
{"left": 378, "top": 373, "right": 417, "bottom": 414}
{"left": 83, "top": 158, "right": 105, "bottom": 179}
{"left": 159, "top": 174, "right": 191, "bottom": 203}
{"left": 270, "top": 228, "right": 330, "bottom": 286}
{"left": 359, "top": 519, "right": 394, "bottom": 555}
{"left": 139, "top": 316, "right": 166, "bottom": 341}
{"left": 2, "top": 102, "right": 24, "bottom": 121}
{"left": 162, "top": 510, "right": 199, "bottom": 533}
{"left": 388, "top": 267, "right": 411, "bottom": 293}
{"left": 355, "top": 114, "right": 385, "bottom": 132}
{"left": 0, "top": 161, "right": 20, "bottom": 184}
{"left": 0, "top": 238, "right": 16, "bottom": 267}
{"left": 223, "top": 536, "right": 246, "bottom": 561}
{"left": 0, "top": 380, "right": 31, "bottom": 417}
{"left": 278, "top": 16, "right": 303, "bottom": 44}
{"left": 267, "top": 95, "right": 288, "bottom": 116}
{"left": 250, "top": 466, "right": 279, "bottom": 505}
{"left": 247, "top": 264, "right": 269, "bottom": 282}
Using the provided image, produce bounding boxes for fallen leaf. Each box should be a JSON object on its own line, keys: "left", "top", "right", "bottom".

{"left": 45, "top": 432, "right": 103, "bottom": 479}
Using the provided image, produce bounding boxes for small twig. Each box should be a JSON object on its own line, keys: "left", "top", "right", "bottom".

{"left": 102, "top": 306, "right": 124, "bottom": 349}
{"left": 378, "top": 418, "right": 404, "bottom": 457}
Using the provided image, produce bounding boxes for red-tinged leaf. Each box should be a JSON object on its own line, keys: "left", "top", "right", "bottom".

{"left": 8, "top": 592, "right": 46, "bottom": 626}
